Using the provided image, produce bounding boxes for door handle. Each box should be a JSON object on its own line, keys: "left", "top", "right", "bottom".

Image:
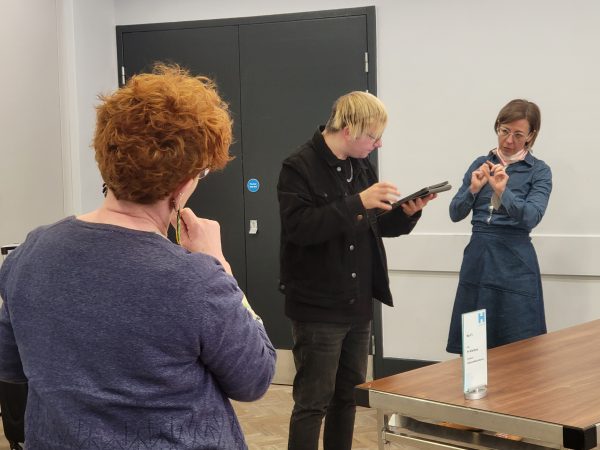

{"left": 249, "top": 219, "right": 258, "bottom": 235}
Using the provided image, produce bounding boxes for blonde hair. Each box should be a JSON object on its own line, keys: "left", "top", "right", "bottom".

{"left": 325, "top": 91, "right": 387, "bottom": 139}
{"left": 94, "top": 63, "right": 233, "bottom": 204}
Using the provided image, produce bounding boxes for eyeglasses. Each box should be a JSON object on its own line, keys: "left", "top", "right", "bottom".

{"left": 365, "top": 133, "right": 382, "bottom": 144}
{"left": 496, "top": 126, "right": 530, "bottom": 142}
{"left": 198, "top": 168, "right": 210, "bottom": 180}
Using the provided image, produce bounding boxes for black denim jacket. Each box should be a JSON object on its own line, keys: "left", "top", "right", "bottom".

{"left": 277, "top": 129, "right": 421, "bottom": 321}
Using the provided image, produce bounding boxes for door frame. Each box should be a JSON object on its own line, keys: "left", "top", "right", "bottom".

{"left": 116, "top": 7, "right": 428, "bottom": 380}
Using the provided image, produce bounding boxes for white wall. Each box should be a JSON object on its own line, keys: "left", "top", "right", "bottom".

{"left": 108, "top": 0, "right": 600, "bottom": 362}
{"left": 0, "top": 0, "right": 117, "bottom": 248}
{"left": 72, "top": 0, "right": 118, "bottom": 213}
{"left": 0, "top": 0, "right": 64, "bottom": 245}
{"left": 376, "top": 0, "right": 600, "bottom": 361}
{"left": 8, "top": 0, "right": 594, "bottom": 362}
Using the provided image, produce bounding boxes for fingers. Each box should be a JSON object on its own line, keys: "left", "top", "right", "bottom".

{"left": 177, "top": 207, "right": 197, "bottom": 239}
{"left": 473, "top": 169, "right": 487, "bottom": 181}
{"left": 420, "top": 193, "right": 437, "bottom": 207}
{"left": 360, "top": 182, "right": 400, "bottom": 210}
{"left": 376, "top": 182, "right": 401, "bottom": 199}
{"left": 400, "top": 193, "right": 437, "bottom": 216}
{"left": 481, "top": 164, "right": 491, "bottom": 177}
{"left": 178, "top": 207, "right": 196, "bottom": 227}
{"left": 489, "top": 165, "right": 507, "bottom": 182}
{"left": 401, "top": 199, "right": 421, "bottom": 216}
{"left": 485, "top": 161, "right": 505, "bottom": 175}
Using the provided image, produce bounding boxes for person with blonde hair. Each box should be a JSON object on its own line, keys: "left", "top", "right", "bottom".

{"left": 0, "top": 64, "right": 275, "bottom": 449}
{"left": 278, "top": 91, "right": 436, "bottom": 450}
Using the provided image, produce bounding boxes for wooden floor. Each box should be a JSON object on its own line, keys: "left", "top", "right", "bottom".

{"left": 0, "top": 384, "right": 379, "bottom": 449}
{"left": 232, "top": 384, "right": 379, "bottom": 449}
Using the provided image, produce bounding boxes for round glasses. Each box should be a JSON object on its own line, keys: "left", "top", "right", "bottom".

{"left": 496, "top": 126, "right": 530, "bottom": 142}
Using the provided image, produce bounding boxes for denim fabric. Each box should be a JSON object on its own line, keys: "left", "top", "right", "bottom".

{"left": 449, "top": 151, "right": 552, "bottom": 232}
{"left": 288, "top": 320, "right": 371, "bottom": 450}
{"left": 446, "top": 226, "right": 546, "bottom": 353}
{"left": 447, "top": 150, "right": 551, "bottom": 354}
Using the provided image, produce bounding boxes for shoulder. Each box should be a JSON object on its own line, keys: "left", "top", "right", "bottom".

{"left": 283, "top": 140, "right": 318, "bottom": 168}
{"left": 0, "top": 217, "right": 83, "bottom": 293}
{"left": 174, "top": 251, "right": 240, "bottom": 299}
{"left": 473, "top": 154, "right": 489, "bottom": 165}
{"left": 530, "top": 153, "right": 550, "bottom": 169}
{"left": 529, "top": 154, "right": 552, "bottom": 180}
{"left": 279, "top": 140, "right": 325, "bottom": 187}
{"left": 144, "top": 248, "right": 242, "bottom": 323}
{"left": 5, "top": 217, "right": 74, "bottom": 259}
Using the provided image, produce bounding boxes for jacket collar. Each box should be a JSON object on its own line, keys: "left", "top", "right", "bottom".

{"left": 312, "top": 126, "right": 370, "bottom": 171}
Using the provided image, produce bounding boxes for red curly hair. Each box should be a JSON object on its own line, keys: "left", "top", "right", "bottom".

{"left": 94, "top": 64, "right": 233, "bottom": 204}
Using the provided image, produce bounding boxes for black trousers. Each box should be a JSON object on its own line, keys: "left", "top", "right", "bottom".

{"left": 288, "top": 320, "right": 371, "bottom": 450}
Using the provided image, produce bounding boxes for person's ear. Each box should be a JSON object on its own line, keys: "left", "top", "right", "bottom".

{"left": 525, "top": 130, "right": 536, "bottom": 149}
{"left": 342, "top": 126, "right": 353, "bottom": 141}
{"left": 171, "top": 177, "right": 197, "bottom": 207}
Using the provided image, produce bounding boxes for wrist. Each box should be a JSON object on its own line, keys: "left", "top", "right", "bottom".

{"left": 358, "top": 192, "right": 366, "bottom": 208}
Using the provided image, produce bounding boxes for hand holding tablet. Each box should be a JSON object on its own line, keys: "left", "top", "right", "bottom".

{"left": 377, "top": 181, "right": 452, "bottom": 216}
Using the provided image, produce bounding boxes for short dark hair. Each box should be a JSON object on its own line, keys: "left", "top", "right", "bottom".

{"left": 495, "top": 99, "right": 541, "bottom": 149}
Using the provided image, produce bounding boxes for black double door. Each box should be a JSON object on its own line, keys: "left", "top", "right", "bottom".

{"left": 117, "top": 8, "right": 375, "bottom": 348}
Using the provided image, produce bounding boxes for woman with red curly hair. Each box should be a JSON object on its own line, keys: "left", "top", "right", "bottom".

{"left": 0, "top": 65, "right": 275, "bottom": 449}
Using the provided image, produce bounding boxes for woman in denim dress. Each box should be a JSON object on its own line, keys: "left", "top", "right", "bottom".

{"left": 446, "top": 99, "right": 552, "bottom": 354}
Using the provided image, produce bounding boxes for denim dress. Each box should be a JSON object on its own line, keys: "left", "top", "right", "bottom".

{"left": 446, "top": 151, "right": 552, "bottom": 354}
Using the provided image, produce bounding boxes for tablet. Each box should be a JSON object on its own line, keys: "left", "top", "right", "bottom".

{"left": 377, "top": 181, "right": 452, "bottom": 216}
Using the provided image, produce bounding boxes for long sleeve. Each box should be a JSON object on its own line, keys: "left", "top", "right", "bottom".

{"left": 500, "top": 163, "right": 552, "bottom": 229}
{"left": 0, "top": 305, "right": 27, "bottom": 383}
{"left": 377, "top": 206, "right": 421, "bottom": 238}
{"left": 449, "top": 157, "right": 484, "bottom": 223}
{"left": 449, "top": 153, "right": 552, "bottom": 231}
{"left": 196, "top": 265, "right": 276, "bottom": 402}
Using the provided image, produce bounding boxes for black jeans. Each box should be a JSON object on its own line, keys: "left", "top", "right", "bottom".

{"left": 288, "top": 320, "right": 371, "bottom": 450}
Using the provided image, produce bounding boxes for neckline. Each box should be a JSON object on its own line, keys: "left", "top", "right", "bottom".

{"left": 71, "top": 216, "right": 169, "bottom": 240}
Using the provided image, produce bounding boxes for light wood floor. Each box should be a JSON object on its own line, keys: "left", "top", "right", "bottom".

{"left": 0, "top": 384, "right": 379, "bottom": 449}
{"left": 232, "top": 384, "right": 379, "bottom": 449}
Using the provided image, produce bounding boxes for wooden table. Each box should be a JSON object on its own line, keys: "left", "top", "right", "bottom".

{"left": 356, "top": 319, "right": 600, "bottom": 449}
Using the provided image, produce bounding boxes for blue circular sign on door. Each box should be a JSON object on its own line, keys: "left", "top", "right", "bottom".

{"left": 247, "top": 178, "right": 260, "bottom": 193}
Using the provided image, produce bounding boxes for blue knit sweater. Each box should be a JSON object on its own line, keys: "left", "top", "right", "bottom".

{"left": 0, "top": 217, "right": 276, "bottom": 449}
